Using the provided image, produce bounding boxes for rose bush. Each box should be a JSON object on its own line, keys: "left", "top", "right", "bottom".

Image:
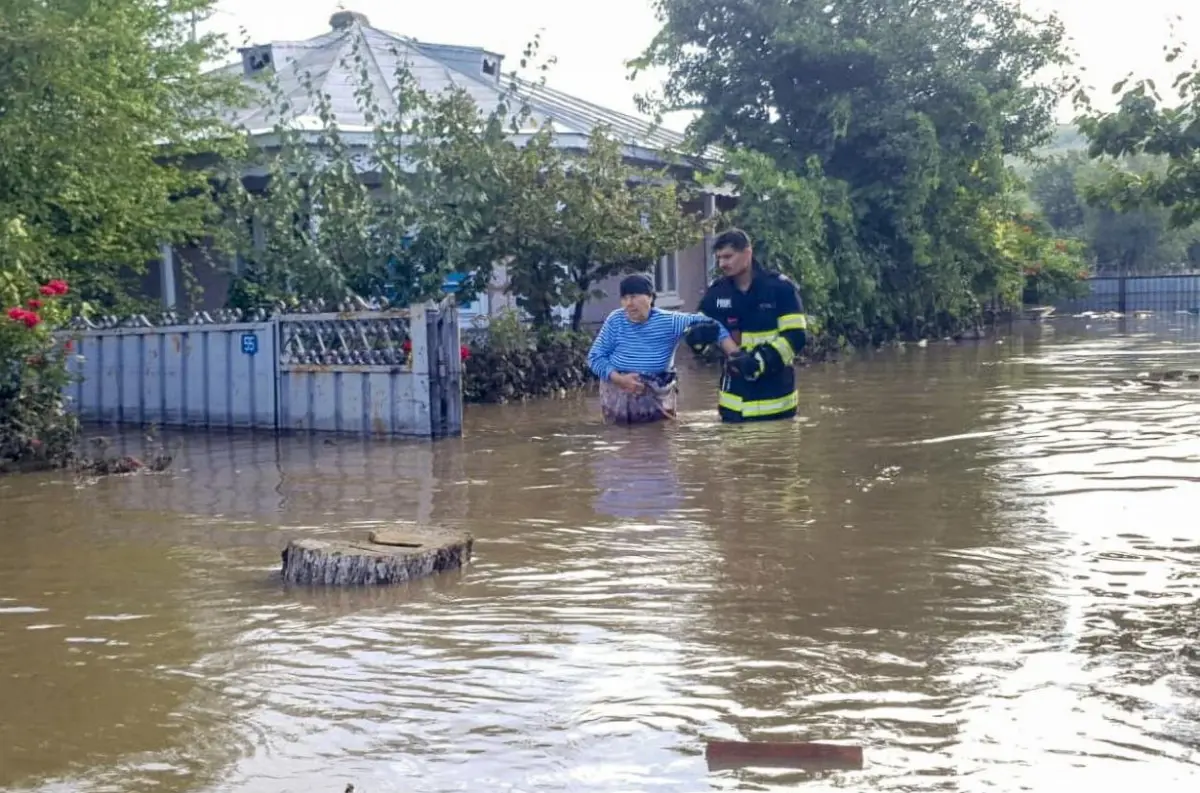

{"left": 0, "top": 277, "right": 79, "bottom": 472}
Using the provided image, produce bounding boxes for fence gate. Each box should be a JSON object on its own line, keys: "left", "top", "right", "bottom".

{"left": 426, "top": 302, "right": 463, "bottom": 438}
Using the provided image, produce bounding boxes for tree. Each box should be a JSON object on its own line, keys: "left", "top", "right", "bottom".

{"left": 1076, "top": 31, "right": 1200, "bottom": 229}
{"left": 1025, "top": 151, "right": 1200, "bottom": 273}
{"left": 498, "top": 129, "right": 704, "bottom": 330}
{"left": 632, "top": 0, "right": 1079, "bottom": 338}
{"left": 0, "top": 0, "right": 247, "bottom": 311}
{"left": 1027, "top": 154, "right": 1089, "bottom": 232}
{"left": 225, "top": 34, "right": 703, "bottom": 330}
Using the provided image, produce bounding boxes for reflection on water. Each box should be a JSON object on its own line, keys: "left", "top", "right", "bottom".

{"left": 2, "top": 315, "right": 1200, "bottom": 792}
{"left": 590, "top": 429, "right": 686, "bottom": 520}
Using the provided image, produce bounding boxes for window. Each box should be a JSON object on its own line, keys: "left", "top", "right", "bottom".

{"left": 654, "top": 251, "right": 679, "bottom": 296}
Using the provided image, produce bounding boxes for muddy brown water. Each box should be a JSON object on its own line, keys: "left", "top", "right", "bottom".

{"left": 3, "top": 316, "right": 1200, "bottom": 792}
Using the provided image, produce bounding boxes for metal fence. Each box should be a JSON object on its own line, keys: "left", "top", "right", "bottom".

{"left": 1056, "top": 274, "right": 1200, "bottom": 314}
{"left": 62, "top": 300, "right": 462, "bottom": 438}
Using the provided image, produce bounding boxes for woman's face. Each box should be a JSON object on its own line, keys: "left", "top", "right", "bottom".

{"left": 621, "top": 292, "right": 653, "bottom": 323}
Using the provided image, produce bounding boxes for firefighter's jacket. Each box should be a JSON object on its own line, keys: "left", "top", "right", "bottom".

{"left": 696, "top": 265, "right": 807, "bottom": 422}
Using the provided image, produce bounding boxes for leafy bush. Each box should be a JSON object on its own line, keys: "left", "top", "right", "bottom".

{"left": 462, "top": 310, "right": 595, "bottom": 403}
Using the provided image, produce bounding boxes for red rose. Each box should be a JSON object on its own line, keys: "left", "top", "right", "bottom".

{"left": 27, "top": 299, "right": 42, "bottom": 309}
{"left": 6, "top": 307, "right": 39, "bottom": 327}
{"left": 402, "top": 339, "right": 412, "bottom": 353}
{"left": 460, "top": 344, "right": 470, "bottom": 361}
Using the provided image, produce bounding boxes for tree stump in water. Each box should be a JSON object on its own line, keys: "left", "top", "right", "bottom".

{"left": 280, "top": 527, "right": 473, "bottom": 586}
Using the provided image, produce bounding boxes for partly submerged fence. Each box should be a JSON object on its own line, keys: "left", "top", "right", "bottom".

{"left": 60, "top": 300, "right": 462, "bottom": 438}
{"left": 1055, "top": 273, "right": 1200, "bottom": 314}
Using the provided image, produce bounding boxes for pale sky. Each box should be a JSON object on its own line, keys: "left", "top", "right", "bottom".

{"left": 206, "top": 0, "right": 1198, "bottom": 130}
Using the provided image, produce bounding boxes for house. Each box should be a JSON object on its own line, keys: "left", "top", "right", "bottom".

{"left": 145, "top": 10, "right": 734, "bottom": 327}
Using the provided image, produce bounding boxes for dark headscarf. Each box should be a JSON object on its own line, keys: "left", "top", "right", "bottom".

{"left": 619, "top": 273, "right": 655, "bottom": 299}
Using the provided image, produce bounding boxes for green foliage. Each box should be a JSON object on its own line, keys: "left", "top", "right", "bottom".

{"left": 0, "top": 0, "right": 248, "bottom": 311}
{"left": 224, "top": 33, "right": 704, "bottom": 328}
{"left": 0, "top": 275, "right": 78, "bottom": 472}
{"left": 1075, "top": 36, "right": 1200, "bottom": 229}
{"left": 222, "top": 34, "right": 514, "bottom": 310}
{"left": 461, "top": 310, "right": 594, "bottom": 403}
{"left": 635, "top": 0, "right": 1081, "bottom": 340}
{"left": 498, "top": 129, "right": 704, "bottom": 329}
{"left": 1000, "top": 218, "right": 1090, "bottom": 304}
{"left": 1025, "top": 152, "right": 1200, "bottom": 273}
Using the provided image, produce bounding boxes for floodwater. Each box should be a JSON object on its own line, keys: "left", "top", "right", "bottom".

{"left": 2, "top": 315, "right": 1200, "bottom": 793}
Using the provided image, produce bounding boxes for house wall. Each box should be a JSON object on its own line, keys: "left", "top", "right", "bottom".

{"left": 180, "top": 241, "right": 235, "bottom": 311}
{"left": 579, "top": 193, "right": 728, "bottom": 328}
{"left": 139, "top": 239, "right": 234, "bottom": 313}
{"left": 580, "top": 239, "right": 713, "bottom": 328}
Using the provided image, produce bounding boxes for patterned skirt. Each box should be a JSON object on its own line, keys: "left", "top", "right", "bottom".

{"left": 599, "top": 371, "right": 679, "bottom": 425}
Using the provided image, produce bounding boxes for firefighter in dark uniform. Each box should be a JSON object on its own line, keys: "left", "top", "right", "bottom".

{"left": 683, "top": 229, "right": 808, "bottom": 423}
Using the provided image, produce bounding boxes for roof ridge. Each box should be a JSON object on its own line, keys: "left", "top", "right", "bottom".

{"left": 515, "top": 78, "right": 684, "bottom": 139}
{"left": 359, "top": 25, "right": 481, "bottom": 97}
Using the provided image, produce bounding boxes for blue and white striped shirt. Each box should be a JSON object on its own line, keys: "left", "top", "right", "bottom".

{"left": 588, "top": 308, "right": 730, "bottom": 381}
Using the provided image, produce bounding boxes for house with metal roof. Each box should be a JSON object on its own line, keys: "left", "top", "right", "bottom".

{"left": 160, "top": 10, "right": 734, "bottom": 325}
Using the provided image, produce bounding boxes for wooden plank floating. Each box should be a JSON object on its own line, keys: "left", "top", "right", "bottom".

{"left": 280, "top": 526, "right": 473, "bottom": 586}
{"left": 705, "top": 740, "right": 864, "bottom": 772}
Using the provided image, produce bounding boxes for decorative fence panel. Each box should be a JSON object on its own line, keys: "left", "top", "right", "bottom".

{"left": 276, "top": 307, "right": 431, "bottom": 436}
{"left": 61, "top": 300, "right": 461, "bottom": 439}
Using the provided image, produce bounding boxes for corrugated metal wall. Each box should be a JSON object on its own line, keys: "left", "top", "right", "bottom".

{"left": 62, "top": 302, "right": 462, "bottom": 438}
{"left": 66, "top": 321, "right": 278, "bottom": 429}
{"left": 1057, "top": 275, "right": 1200, "bottom": 314}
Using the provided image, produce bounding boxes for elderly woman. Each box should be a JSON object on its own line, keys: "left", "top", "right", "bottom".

{"left": 588, "top": 273, "right": 735, "bottom": 425}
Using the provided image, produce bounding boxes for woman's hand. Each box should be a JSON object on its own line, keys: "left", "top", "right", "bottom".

{"left": 610, "top": 372, "right": 645, "bottom": 394}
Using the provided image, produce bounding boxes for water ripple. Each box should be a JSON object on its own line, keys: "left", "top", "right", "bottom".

{"left": 3, "top": 317, "right": 1200, "bottom": 791}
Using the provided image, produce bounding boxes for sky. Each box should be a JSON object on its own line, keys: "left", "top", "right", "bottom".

{"left": 204, "top": 0, "right": 1198, "bottom": 131}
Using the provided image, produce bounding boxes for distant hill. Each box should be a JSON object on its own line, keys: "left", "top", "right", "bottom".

{"left": 1007, "top": 124, "right": 1088, "bottom": 177}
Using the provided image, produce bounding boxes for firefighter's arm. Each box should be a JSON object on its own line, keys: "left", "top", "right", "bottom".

{"left": 685, "top": 288, "right": 731, "bottom": 354}
{"left": 750, "top": 281, "right": 807, "bottom": 376}
{"left": 775, "top": 281, "right": 808, "bottom": 357}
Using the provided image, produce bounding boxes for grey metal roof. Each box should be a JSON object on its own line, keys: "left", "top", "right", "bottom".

{"left": 214, "top": 12, "right": 721, "bottom": 169}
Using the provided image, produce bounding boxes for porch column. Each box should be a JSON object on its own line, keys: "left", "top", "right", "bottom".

{"left": 159, "top": 242, "right": 177, "bottom": 309}
{"left": 703, "top": 192, "right": 717, "bottom": 278}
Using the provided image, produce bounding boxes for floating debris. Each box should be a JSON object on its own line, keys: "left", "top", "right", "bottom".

{"left": 1109, "top": 369, "right": 1200, "bottom": 391}
{"left": 705, "top": 740, "right": 864, "bottom": 772}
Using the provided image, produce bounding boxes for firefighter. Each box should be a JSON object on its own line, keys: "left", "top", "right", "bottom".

{"left": 683, "top": 228, "right": 808, "bottom": 423}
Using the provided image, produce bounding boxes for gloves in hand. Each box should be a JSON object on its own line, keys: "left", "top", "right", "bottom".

{"left": 749, "top": 343, "right": 785, "bottom": 377}
{"left": 728, "top": 344, "right": 786, "bottom": 381}
{"left": 726, "top": 349, "right": 764, "bottom": 380}
{"left": 684, "top": 320, "right": 720, "bottom": 351}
